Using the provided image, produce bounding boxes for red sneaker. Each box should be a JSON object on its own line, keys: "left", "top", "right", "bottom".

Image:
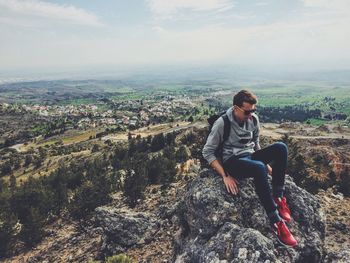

{"left": 274, "top": 197, "right": 292, "bottom": 222}
{"left": 272, "top": 220, "right": 298, "bottom": 247}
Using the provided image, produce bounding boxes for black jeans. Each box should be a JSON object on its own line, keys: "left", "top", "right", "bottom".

{"left": 223, "top": 142, "right": 288, "bottom": 214}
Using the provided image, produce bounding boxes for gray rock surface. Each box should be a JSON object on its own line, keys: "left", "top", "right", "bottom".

{"left": 94, "top": 207, "right": 159, "bottom": 256}
{"left": 324, "top": 250, "right": 350, "bottom": 263}
{"left": 174, "top": 169, "right": 326, "bottom": 263}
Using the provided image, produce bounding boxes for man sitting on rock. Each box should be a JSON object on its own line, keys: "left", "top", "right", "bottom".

{"left": 202, "top": 89, "right": 298, "bottom": 247}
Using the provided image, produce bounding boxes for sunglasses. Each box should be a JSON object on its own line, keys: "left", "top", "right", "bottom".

{"left": 236, "top": 106, "right": 256, "bottom": 115}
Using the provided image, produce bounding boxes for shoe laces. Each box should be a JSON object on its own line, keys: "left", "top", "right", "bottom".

{"left": 275, "top": 220, "right": 289, "bottom": 237}
{"left": 279, "top": 197, "right": 291, "bottom": 214}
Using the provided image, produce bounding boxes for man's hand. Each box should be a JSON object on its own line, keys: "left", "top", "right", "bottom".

{"left": 223, "top": 173, "right": 240, "bottom": 195}
{"left": 209, "top": 159, "right": 239, "bottom": 195}
{"left": 266, "top": 164, "right": 272, "bottom": 175}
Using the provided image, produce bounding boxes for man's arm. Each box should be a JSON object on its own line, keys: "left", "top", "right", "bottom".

{"left": 252, "top": 114, "right": 261, "bottom": 151}
{"left": 202, "top": 118, "right": 239, "bottom": 195}
{"left": 210, "top": 159, "right": 239, "bottom": 195}
{"left": 210, "top": 159, "right": 226, "bottom": 177}
{"left": 202, "top": 118, "right": 224, "bottom": 165}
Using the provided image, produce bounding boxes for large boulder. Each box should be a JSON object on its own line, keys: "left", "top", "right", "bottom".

{"left": 94, "top": 207, "right": 159, "bottom": 257}
{"left": 174, "top": 169, "right": 326, "bottom": 263}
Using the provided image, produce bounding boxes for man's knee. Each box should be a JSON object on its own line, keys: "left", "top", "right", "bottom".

{"left": 252, "top": 161, "right": 267, "bottom": 176}
{"left": 272, "top": 142, "right": 288, "bottom": 156}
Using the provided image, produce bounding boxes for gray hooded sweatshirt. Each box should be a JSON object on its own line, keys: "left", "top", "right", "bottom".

{"left": 202, "top": 107, "right": 261, "bottom": 165}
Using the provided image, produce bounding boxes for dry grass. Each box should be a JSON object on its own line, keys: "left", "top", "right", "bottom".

{"left": 104, "top": 121, "right": 193, "bottom": 141}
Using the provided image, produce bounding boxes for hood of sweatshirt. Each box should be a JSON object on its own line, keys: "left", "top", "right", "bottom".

{"left": 226, "top": 107, "right": 257, "bottom": 134}
{"left": 202, "top": 107, "right": 260, "bottom": 164}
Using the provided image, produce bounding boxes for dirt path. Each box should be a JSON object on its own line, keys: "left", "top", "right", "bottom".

{"left": 261, "top": 123, "right": 350, "bottom": 140}
{"left": 102, "top": 121, "right": 207, "bottom": 141}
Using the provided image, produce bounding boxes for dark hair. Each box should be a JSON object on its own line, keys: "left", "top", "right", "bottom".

{"left": 233, "top": 90, "right": 257, "bottom": 107}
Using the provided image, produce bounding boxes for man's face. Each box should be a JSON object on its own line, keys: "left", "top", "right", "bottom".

{"left": 234, "top": 102, "right": 256, "bottom": 122}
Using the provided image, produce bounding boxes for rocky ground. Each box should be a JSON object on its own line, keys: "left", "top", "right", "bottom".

{"left": 317, "top": 189, "right": 350, "bottom": 262}
{"left": 4, "top": 123, "right": 350, "bottom": 262}
{"left": 261, "top": 122, "right": 350, "bottom": 140}
{"left": 4, "top": 217, "right": 102, "bottom": 263}
{"left": 174, "top": 170, "right": 326, "bottom": 262}
{"left": 6, "top": 172, "right": 350, "bottom": 263}
{"left": 4, "top": 178, "right": 193, "bottom": 263}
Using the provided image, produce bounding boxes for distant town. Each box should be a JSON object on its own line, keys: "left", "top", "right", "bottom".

{"left": 0, "top": 95, "right": 199, "bottom": 132}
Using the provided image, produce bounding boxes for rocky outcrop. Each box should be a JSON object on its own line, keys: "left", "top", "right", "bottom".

{"left": 95, "top": 207, "right": 159, "bottom": 257}
{"left": 289, "top": 137, "right": 350, "bottom": 196}
{"left": 174, "top": 169, "right": 326, "bottom": 263}
{"left": 93, "top": 168, "right": 333, "bottom": 262}
{"left": 316, "top": 188, "right": 350, "bottom": 263}
{"left": 324, "top": 250, "right": 350, "bottom": 263}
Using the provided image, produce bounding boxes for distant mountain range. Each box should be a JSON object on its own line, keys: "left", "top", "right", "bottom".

{"left": 1, "top": 66, "right": 350, "bottom": 85}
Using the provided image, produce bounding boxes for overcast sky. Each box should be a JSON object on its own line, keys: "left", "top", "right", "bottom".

{"left": 1, "top": 0, "right": 350, "bottom": 73}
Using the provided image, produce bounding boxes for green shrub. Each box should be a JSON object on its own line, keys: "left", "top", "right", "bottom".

{"left": 105, "top": 254, "right": 133, "bottom": 263}
{"left": 339, "top": 167, "right": 350, "bottom": 196}
{"left": 0, "top": 211, "right": 18, "bottom": 257}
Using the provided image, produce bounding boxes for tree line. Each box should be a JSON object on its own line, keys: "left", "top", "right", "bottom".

{"left": 0, "top": 131, "right": 190, "bottom": 258}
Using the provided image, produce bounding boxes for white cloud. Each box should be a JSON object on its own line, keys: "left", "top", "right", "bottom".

{"left": 1, "top": 1, "right": 349, "bottom": 71}
{"left": 2, "top": 15, "right": 350, "bottom": 71}
{"left": 255, "top": 2, "right": 269, "bottom": 6}
{"left": 302, "top": 0, "right": 350, "bottom": 17}
{"left": 146, "top": 0, "right": 234, "bottom": 19}
{"left": 0, "top": 0, "right": 102, "bottom": 26}
{"left": 152, "top": 26, "right": 165, "bottom": 33}
{"left": 303, "top": 0, "right": 349, "bottom": 9}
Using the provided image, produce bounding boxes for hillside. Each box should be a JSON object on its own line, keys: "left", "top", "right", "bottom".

{"left": 1, "top": 122, "right": 349, "bottom": 262}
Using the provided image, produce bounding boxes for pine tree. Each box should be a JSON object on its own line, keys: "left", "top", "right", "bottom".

{"left": 1, "top": 161, "right": 12, "bottom": 176}
{"left": 165, "top": 132, "right": 176, "bottom": 146}
{"left": 175, "top": 145, "right": 189, "bottom": 163}
{"left": 24, "top": 154, "right": 33, "bottom": 167}
{"left": 0, "top": 211, "right": 17, "bottom": 257}
{"left": 91, "top": 144, "right": 100, "bottom": 153}
{"left": 147, "top": 155, "right": 164, "bottom": 184}
{"left": 161, "top": 146, "right": 177, "bottom": 186}
{"left": 21, "top": 207, "right": 45, "bottom": 246}
{"left": 9, "top": 174, "right": 16, "bottom": 193}
{"left": 123, "top": 153, "right": 148, "bottom": 207}
{"left": 151, "top": 133, "right": 165, "bottom": 152}
{"left": 0, "top": 178, "right": 4, "bottom": 192}
{"left": 48, "top": 170, "right": 68, "bottom": 213}
{"left": 339, "top": 166, "right": 350, "bottom": 196}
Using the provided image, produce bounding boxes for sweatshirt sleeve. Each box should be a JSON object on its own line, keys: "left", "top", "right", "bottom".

{"left": 253, "top": 115, "right": 261, "bottom": 151}
{"left": 202, "top": 117, "right": 224, "bottom": 165}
